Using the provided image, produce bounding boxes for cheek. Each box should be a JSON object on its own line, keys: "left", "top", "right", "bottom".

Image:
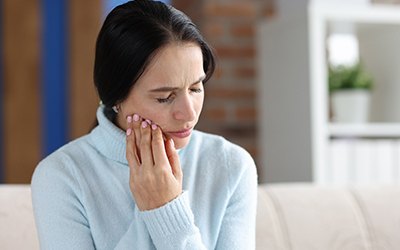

{"left": 120, "top": 96, "right": 144, "bottom": 116}
{"left": 195, "top": 93, "right": 205, "bottom": 114}
{"left": 140, "top": 105, "right": 169, "bottom": 127}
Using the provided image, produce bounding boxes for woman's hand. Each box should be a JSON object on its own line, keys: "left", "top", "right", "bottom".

{"left": 125, "top": 114, "right": 183, "bottom": 211}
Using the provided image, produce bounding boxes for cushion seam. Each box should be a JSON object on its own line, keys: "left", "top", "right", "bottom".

{"left": 266, "top": 188, "right": 292, "bottom": 250}
{"left": 348, "top": 188, "right": 375, "bottom": 250}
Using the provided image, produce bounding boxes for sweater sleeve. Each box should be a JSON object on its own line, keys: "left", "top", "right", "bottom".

{"left": 138, "top": 144, "right": 258, "bottom": 250}
{"left": 139, "top": 191, "right": 207, "bottom": 250}
{"left": 215, "top": 146, "right": 258, "bottom": 250}
{"left": 31, "top": 157, "right": 96, "bottom": 250}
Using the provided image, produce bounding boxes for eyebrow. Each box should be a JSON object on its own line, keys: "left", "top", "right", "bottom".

{"left": 149, "top": 75, "right": 206, "bottom": 93}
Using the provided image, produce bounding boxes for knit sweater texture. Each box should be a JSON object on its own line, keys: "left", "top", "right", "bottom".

{"left": 31, "top": 106, "right": 257, "bottom": 250}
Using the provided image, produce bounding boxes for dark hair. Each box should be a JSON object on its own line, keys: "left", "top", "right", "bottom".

{"left": 93, "top": 0, "right": 215, "bottom": 122}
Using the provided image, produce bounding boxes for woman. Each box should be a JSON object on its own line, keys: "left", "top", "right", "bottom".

{"left": 31, "top": 0, "right": 257, "bottom": 249}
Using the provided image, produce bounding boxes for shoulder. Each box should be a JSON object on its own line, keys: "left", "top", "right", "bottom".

{"left": 31, "top": 135, "right": 93, "bottom": 186}
{"left": 188, "top": 130, "right": 257, "bottom": 180}
{"left": 187, "top": 130, "right": 258, "bottom": 198}
{"left": 30, "top": 137, "right": 94, "bottom": 231}
{"left": 189, "top": 130, "right": 254, "bottom": 164}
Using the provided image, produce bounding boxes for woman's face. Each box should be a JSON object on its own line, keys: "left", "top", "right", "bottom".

{"left": 116, "top": 42, "right": 205, "bottom": 149}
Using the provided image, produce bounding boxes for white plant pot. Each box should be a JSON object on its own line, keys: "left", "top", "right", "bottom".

{"left": 331, "top": 89, "right": 371, "bottom": 123}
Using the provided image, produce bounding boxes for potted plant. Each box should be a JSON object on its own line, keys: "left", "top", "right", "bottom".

{"left": 328, "top": 62, "right": 373, "bottom": 123}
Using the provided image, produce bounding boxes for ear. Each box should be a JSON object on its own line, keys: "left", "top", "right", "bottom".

{"left": 112, "top": 105, "right": 120, "bottom": 113}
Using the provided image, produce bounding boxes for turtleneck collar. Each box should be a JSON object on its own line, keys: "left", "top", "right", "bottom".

{"left": 89, "top": 105, "right": 128, "bottom": 165}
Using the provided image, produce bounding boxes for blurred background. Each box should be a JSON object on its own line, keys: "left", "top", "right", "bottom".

{"left": 1, "top": 0, "right": 400, "bottom": 184}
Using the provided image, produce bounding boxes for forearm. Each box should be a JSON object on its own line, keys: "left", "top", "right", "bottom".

{"left": 139, "top": 191, "right": 207, "bottom": 250}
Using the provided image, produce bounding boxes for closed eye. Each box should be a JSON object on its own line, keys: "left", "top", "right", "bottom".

{"left": 190, "top": 88, "right": 202, "bottom": 93}
{"left": 156, "top": 93, "right": 175, "bottom": 103}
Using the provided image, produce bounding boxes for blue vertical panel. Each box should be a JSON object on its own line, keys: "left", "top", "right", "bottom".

{"left": 42, "top": 0, "right": 68, "bottom": 156}
{"left": 103, "top": 0, "right": 171, "bottom": 16}
{"left": 0, "top": 0, "right": 4, "bottom": 182}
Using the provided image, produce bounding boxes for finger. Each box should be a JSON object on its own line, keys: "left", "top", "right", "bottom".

{"left": 126, "top": 116, "right": 140, "bottom": 169}
{"left": 151, "top": 124, "right": 170, "bottom": 168}
{"left": 132, "top": 114, "right": 141, "bottom": 161}
{"left": 140, "top": 120, "right": 154, "bottom": 167}
{"left": 165, "top": 138, "right": 182, "bottom": 180}
{"left": 128, "top": 115, "right": 141, "bottom": 164}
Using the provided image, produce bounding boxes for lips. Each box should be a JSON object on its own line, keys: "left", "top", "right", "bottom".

{"left": 166, "top": 128, "right": 192, "bottom": 139}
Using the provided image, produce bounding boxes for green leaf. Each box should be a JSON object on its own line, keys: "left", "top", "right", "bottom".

{"left": 328, "top": 62, "right": 373, "bottom": 93}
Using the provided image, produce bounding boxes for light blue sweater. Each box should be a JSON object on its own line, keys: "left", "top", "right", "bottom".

{"left": 31, "top": 106, "right": 258, "bottom": 250}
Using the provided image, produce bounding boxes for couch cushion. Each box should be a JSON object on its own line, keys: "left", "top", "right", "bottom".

{"left": 256, "top": 184, "right": 400, "bottom": 250}
{"left": 0, "top": 185, "right": 39, "bottom": 250}
{"left": 352, "top": 186, "right": 400, "bottom": 249}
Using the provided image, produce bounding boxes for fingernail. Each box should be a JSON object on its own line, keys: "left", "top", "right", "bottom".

{"left": 141, "top": 121, "right": 148, "bottom": 128}
{"left": 170, "top": 139, "right": 175, "bottom": 148}
{"left": 126, "top": 128, "right": 132, "bottom": 136}
{"left": 151, "top": 124, "right": 157, "bottom": 130}
{"left": 145, "top": 119, "right": 152, "bottom": 125}
{"left": 127, "top": 116, "right": 132, "bottom": 123}
{"left": 133, "top": 114, "right": 139, "bottom": 122}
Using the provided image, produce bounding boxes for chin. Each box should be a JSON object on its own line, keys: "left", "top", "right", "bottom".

{"left": 173, "top": 136, "right": 191, "bottom": 150}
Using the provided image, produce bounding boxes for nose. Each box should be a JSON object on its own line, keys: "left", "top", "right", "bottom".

{"left": 173, "top": 93, "right": 196, "bottom": 122}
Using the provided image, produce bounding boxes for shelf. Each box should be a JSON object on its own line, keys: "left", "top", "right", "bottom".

{"left": 257, "top": 0, "right": 400, "bottom": 183}
{"left": 312, "top": 3, "right": 400, "bottom": 24}
{"left": 329, "top": 123, "right": 400, "bottom": 138}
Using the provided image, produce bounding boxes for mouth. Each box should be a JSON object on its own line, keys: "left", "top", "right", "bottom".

{"left": 166, "top": 128, "right": 193, "bottom": 139}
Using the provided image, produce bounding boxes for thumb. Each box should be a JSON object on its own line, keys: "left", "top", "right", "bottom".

{"left": 166, "top": 138, "right": 182, "bottom": 180}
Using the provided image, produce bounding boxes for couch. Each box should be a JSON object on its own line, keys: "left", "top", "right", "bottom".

{"left": 1, "top": 184, "right": 399, "bottom": 250}
{"left": 256, "top": 184, "right": 400, "bottom": 250}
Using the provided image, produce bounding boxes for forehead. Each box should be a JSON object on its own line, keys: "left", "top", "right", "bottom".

{"left": 135, "top": 42, "right": 205, "bottom": 89}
